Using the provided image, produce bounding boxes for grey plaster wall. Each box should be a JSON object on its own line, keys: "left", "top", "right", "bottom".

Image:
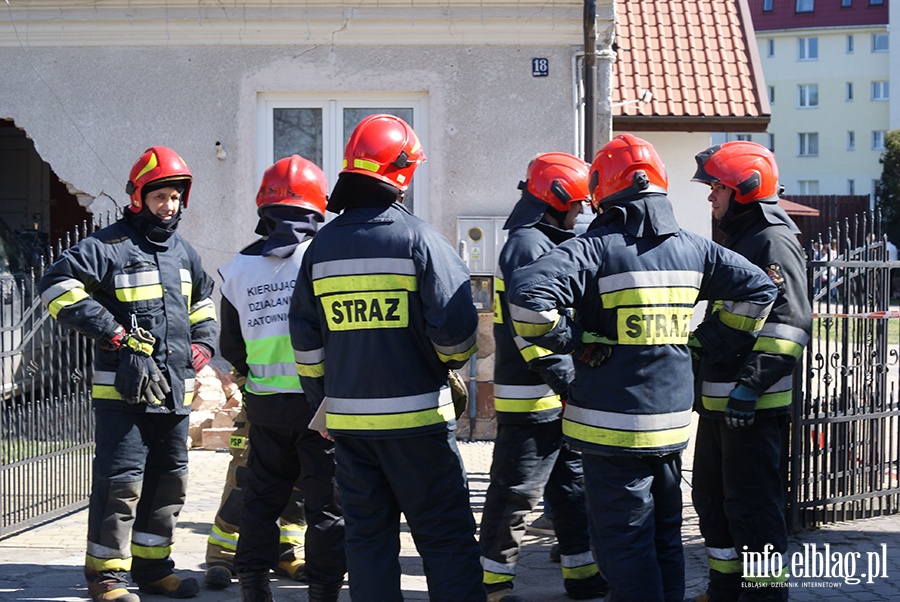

{"left": 1, "top": 43, "right": 579, "bottom": 279}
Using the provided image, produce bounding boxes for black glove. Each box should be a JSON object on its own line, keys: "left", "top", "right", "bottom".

{"left": 724, "top": 384, "right": 759, "bottom": 430}
{"left": 448, "top": 369, "right": 469, "bottom": 420}
{"left": 114, "top": 328, "right": 171, "bottom": 404}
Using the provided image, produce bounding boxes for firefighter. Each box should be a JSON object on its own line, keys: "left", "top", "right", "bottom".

{"left": 480, "top": 152, "right": 607, "bottom": 602}
{"left": 689, "top": 141, "right": 812, "bottom": 602}
{"left": 39, "top": 146, "right": 219, "bottom": 602}
{"left": 507, "top": 134, "right": 778, "bottom": 602}
{"left": 203, "top": 402, "right": 309, "bottom": 589}
{"left": 217, "top": 155, "right": 346, "bottom": 602}
{"left": 289, "top": 114, "right": 485, "bottom": 602}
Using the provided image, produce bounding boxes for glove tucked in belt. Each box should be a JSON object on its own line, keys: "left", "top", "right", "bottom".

{"left": 573, "top": 332, "right": 615, "bottom": 367}
{"left": 107, "top": 325, "right": 171, "bottom": 405}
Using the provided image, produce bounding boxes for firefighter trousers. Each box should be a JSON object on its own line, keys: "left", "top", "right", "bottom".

{"left": 84, "top": 410, "right": 189, "bottom": 597}
{"left": 234, "top": 422, "right": 345, "bottom": 587}
{"left": 334, "top": 430, "right": 486, "bottom": 602}
{"left": 582, "top": 450, "right": 685, "bottom": 602}
{"left": 479, "top": 420, "right": 601, "bottom": 596}
{"left": 692, "top": 415, "right": 790, "bottom": 602}
{"left": 205, "top": 408, "right": 306, "bottom": 573}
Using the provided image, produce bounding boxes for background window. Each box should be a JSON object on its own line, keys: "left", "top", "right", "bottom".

{"left": 873, "top": 33, "right": 889, "bottom": 52}
{"left": 873, "top": 131, "right": 886, "bottom": 151}
{"left": 799, "top": 37, "right": 818, "bottom": 60}
{"left": 766, "top": 39, "right": 775, "bottom": 57}
{"left": 798, "top": 180, "right": 820, "bottom": 195}
{"left": 763, "top": 0, "right": 774, "bottom": 11}
{"left": 872, "top": 81, "right": 889, "bottom": 100}
{"left": 848, "top": 131, "right": 856, "bottom": 150}
{"left": 796, "top": 0, "right": 814, "bottom": 12}
{"left": 798, "top": 84, "right": 819, "bottom": 108}
{"left": 260, "top": 95, "right": 427, "bottom": 217}
{"left": 735, "top": 134, "right": 752, "bottom": 142}
{"left": 847, "top": 35, "right": 854, "bottom": 53}
{"left": 768, "top": 133, "right": 775, "bottom": 151}
{"left": 846, "top": 82, "right": 854, "bottom": 101}
{"left": 848, "top": 180, "right": 855, "bottom": 195}
{"left": 842, "top": 0, "right": 852, "bottom": 6}
{"left": 768, "top": 85, "right": 775, "bottom": 104}
{"left": 870, "top": 0, "right": 884, "bottom": 5}
{"left": 799, "top": 133, "right": 819, "bottom": 156}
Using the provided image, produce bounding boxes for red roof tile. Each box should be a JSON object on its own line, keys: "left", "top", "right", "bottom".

{"left": 613, "top": 0, "right": 770, "bottom": 132}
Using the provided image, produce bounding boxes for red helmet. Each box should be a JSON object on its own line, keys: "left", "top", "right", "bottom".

{"left": 341, "top": 114, "right": 426, "bottom": 191}
{"left": 256, "top": 155, "right": 328, "bottom": 219}
{"left": 588, "top": 133, "right": 668, "bottom": 211}
{"left": 126, "top": 146, "right": 192, "bottom": 213}
{"left": 523, "top": 152, "right": 591, "bottom": 212}
{"left": 692, "top": 141, "right": 780, "bottom": 204}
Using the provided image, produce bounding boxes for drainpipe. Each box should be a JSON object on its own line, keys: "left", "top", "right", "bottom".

{"left": 584, "top": 0, "right": 616, "bottom": 160}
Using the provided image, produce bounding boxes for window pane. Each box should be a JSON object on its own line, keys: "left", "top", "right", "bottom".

{"left": 763, "top": 0, "right": 773, "bottom": 11}
{"left": 273, "top": 108, "right": 323, "bottom": 166}
{"left": 796, "top": 0, "right": 814, "bottom": 12}
{"left": 873, "top": 33, "right": 889, "bottom": 52}
{"left": 343, "top": 107, "right": 416, "bottom": 209}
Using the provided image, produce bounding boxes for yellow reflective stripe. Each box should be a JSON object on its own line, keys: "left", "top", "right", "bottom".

{"left": 601, "top": 287, "right": 700, "bottom": 307}
{"left": 92, "top": 384, "right": 192, "bottom": 407}
{"left": 190, "top": 299, "right": 217, "bottom": 325}
{"left": 753, "top": 336, "right": 804, "bottom": 358}
{"left": 519, "top": 342, "right": 553, "bottom": 362}
{"left": 352, "top": 158, "right": 381, "bottom": 173}
{"left": 85, "top": 554, "right": 132, "bottom": 572}
{"left": 493, "top": 276, "right": 505, "bottom": 324}
{"left": 709, "top": 558, "right": 742, "bottom": 574}
{"left": 701, "top": 389, "right": 792, "bottom": 412}
{"left": 719, "top": 310, "right": 766, "bottom": 334}
{"left": 313, "top": 274, "right": 417, "bottom": 296}
{"left": 561, "top": 563, "right": 600, "bottom": 580}
{"left": 208, "top": 524, "right": 239, "bottom": 550}
{"left": 483, "top": 571, "right": 515, "bottom": 585}
{"left": 297, "top": 362, "right": 325, "bottom": 378}
{"left": 47, "top": 288, "right": 90, "bottom": 319}
{"left": 131, "top": 542, "right": 172, "bottom": 560}
{"left": 116, "top": 284, "right": 164, "bottom": 303}
{"left": 494, "top": 395, "right": 562, "bottom": 413}
{"left": 326, "top": 403, "right": 454, "bottom": 431}
{"left": 512, "top": 315, "right": 558, "bottom": 338}
{"left": 323, "top": 292, "right": 409, "bottom": 331}
{"left": 134, "top": 151, "right": 159, "bottom": 181}
{"left": 563, "top": 418, "right": 691, "bottom": 449}
{"left": 436, "top": 341, "right": 477, "bottom": 364}
{"left": 181, "top": 281, "right": 192, "bottom": 297}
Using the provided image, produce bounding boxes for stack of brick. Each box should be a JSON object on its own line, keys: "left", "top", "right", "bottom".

{"left": 188, "top": 364, "right": 243, "bottom": 450}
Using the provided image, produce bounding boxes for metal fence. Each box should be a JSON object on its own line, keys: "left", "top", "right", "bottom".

{"left": 791, "top": 212, "right": 900, "bottom": 529}
{"left": 0, "top": 219, "right": 107, "bottom": 538}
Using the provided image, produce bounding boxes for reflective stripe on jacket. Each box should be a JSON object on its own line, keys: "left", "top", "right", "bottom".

{"left": 508, "top": 206, "right": 777, "bottom": 456}
{"left": 290, "top": 202, "right": 478, "bottom": 438}
{"left": 39, "top": 217, "right": 217, "bottom": 414}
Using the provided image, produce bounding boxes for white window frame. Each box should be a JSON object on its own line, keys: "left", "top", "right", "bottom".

{"left": 872, "top": 81, "right": 889, "bottom": 101}
{"left": 798, "top": 84, "right": 819, "bottom": 108}
{"left": 873, "top": 130, "right": 886, "bottom": 151}
{"left": 799, "top": 133, "right": 819, "bottom": 156}
{"left": 872, "top": 33, "right": 889, "bottom": 52}
{"left": 256, "top": 92, "right": 430, "bottom": 221}
{"left": 799, "top": 37, "right": 819, "bottom": 60}
{"left": 847, "top": 34, "right": 854, "bottom": 53}
{"left": 798, "top": 180, "right": 820, "bottom": 195}
{"left": 766, "top": 39, "right": 775, "bottom": 57}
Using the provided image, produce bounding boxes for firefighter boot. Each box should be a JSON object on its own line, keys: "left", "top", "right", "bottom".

{"left": 137, "top": 574, "right": 200, "bottom": 598}
{"left": 238, "top": 570, "right": 273, "bottom": 602}
{"left": 486, "top": 587, "right": 524, "bottom": 602}
{"left": 273, "top": 558, "right": 307, "bottom": 582}
{"left": 203, "top": 565, "right": 234, "bottom": 589}
{"left": 92, "top": 589, "right": 141, "bottom": 602}
{"left": 307, "top": 579, "right": 344, "bottom": 602}
{"left": 565, "top": 572, "right": 610, "bottom": 600}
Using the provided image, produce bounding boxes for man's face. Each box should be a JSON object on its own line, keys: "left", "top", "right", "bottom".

{"left": 707, "top": 183, "right": 733, "bottom": 221}
{"left": 562, "top": 200, "right": 585, "bottom": 230}
{"left": 144, "top": 186, "right": 182, "bottom": 221}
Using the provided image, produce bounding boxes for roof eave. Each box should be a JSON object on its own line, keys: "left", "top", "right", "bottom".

{"left": 612, "top": 115, "right": 771, "bottom": 133}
